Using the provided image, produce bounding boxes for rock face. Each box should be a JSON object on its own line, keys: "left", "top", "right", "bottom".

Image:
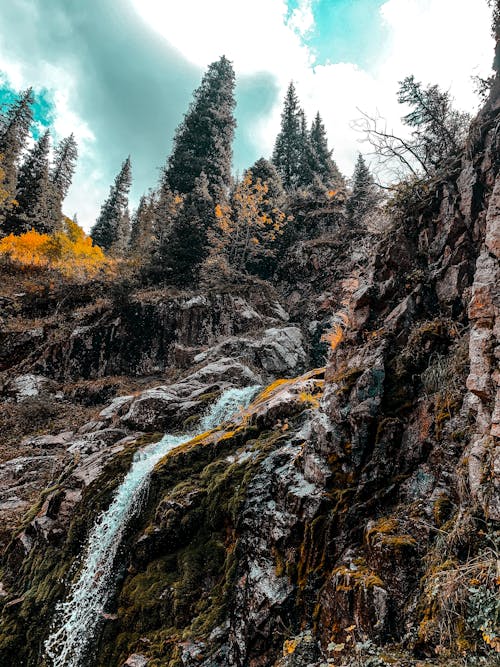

{"left": 1, "top": 288, "right": 296, "bottom": 382}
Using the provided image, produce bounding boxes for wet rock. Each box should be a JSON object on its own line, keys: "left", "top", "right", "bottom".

{"left": 121, "top": 359, "right": 261, "bottom": 431}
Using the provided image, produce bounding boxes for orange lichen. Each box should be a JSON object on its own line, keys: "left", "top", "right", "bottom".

{"left": 321, "top": 323, "right": 344, "bottom": 351}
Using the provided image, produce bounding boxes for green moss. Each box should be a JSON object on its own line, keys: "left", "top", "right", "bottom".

{"left": 0, "top": 370, "right": 327, "bottom": 666}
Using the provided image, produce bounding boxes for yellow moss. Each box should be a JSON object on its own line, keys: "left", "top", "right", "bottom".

{"left": 365, "top": 518, "right": 398, "bottom": 546}
{"left": 365, "top": 517, "right": 416, "bottom": 550}
{"left": 298, "top": 391, "right": 321, "bottom": 409}
{"left": 272, "top": 546, "right": 285, "bottom": 577}
{"left": 333, "top": 562, "right": 384, "bottom": 590}
{"left": 379, "top": 535, "right": 417, "bottom": 548}
{"left": 330, "top": 366, "right": 364, "bottom": 397}
{"left": 321, "top": 323, "right": 344, "bottom": 350}
{"left": 253, "top": 378, "right": 291, "bottom": 403}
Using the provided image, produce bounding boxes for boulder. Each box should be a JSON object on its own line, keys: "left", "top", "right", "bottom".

{"left": 121, "top": 359, "right": 261, "bottom": 431}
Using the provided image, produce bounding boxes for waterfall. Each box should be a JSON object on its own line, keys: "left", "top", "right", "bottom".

{"left": 44, "top": 385, "right": 260, "bottom": 667}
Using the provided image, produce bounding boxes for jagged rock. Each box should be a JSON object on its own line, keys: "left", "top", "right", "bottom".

{"left": 3, "top": 374, "right": 55, "bottom": 401}
{"left": 193, "top": 326, "right": 306, "bottom": 378}
{"left": 121, "top": 359, "right": 261, "bottom": 430}
{"left": 274, "top": 632, "right": 323, "bottom": 667}
{"left": 9, "top": 291, "right": 289, "bottom": 382}
{"left": 0, "top": 455, "right": 62, "bottom": 521}
{"left": 20, "top": 431, "right": 74, "bottom": 449}
{"left": 0, "top": 327, "right": 44, "bottom": 373}
{"left": 123, "top": 654, "right": 149, "bottom": 667}
{"left": 99, "top": 395, "right": 134, "bottom": 421}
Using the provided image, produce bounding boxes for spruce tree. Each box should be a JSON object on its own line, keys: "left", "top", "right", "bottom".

{"left": 161, "top": 172, "right": 213, "bottom": 286}
{"left": 49, "top": 133, "right": 78, "bottom": 229}
{"left": 0, "top": 87, "right": 34, "bottom": 211}
{"left": 310, "top": 112, "right": 343, "bottom": 188}
{"left": 91, "top": 157, "right": 132, "bottom": 250}
{"left": 272, "top": 82, "right": 303, "bottom": 190}
{"left": 155, "top": 171, "right": 180, "bottom": 248}
{"left": 111, "top": 208, "right": 131, "bottom": 257}
{"left": 129, "top": 192, "right": 156, "bottom": 256}
{"left": 297, "top": 109, "right": 315, "bottom": 188}
{"left": 346, "top": 154, "right": 378, "bottom": 224}
{"left": 4, "top": 129, "right": 51, "bottom": 234}
{"left": 166, "top": 56, "right": 236, "bottom": 201}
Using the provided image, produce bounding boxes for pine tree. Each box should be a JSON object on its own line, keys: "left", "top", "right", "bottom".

{"left": 4, "top": 129, "right": 51, "bottom": 234}
{"left": 0, "top": 88, "right": 34, "bottom": 212}
{"left": 161, "top": 172, "right": 213, "bottom": 286}
{"left": 310, "top": 112, "right": 343, "bottom": 188}
{"left": 155, "top": 170, "right": 181, "bottom": 248}
{"left": 346, "top": 154, "right": 378, "bottom": 224}
{"left": 297, "top": 109, "right": 315, "bottom": 188}
{"left": 49, "top": 133, "right": 78, "bottom": 229}
{"left": 397, "top": 76, "right": 470, "bottom": 171}
{"left": 166, "top": 56, "right": 236, "bottom": 201}
{"left": 91, "top": 157, "right": 132, "bottom": 250}
{"left": 129, "top": 192, "right": 156, "bottom": 257}
{"left": 272, "top": 82, "right": 303, "bottom": 190}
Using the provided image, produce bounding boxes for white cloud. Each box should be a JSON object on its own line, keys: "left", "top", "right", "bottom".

{"left": 131, "top": 0, "right": 494, "bottom": 179}
{"left": 0, "top": 52, "right": 106, "bottom": 230}
{"left": 378, "top": 0, "right": 493, "bottom": 110}
{"left": 0, "top": 0, "right": 494, "bottom": 228}
{"left": 131, "top": 0, "right": 313, "bottom": 77}
{"left": 288, "top": 0, "right": 316, "bottom": 37}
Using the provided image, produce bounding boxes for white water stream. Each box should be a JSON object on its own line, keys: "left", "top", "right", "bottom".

{"left": 44, "top": 385, "right": 259, "bottom": 666}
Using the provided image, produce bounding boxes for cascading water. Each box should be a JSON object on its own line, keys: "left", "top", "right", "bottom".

{"left": 44, "top": 385, "right": 260, "bottom": 667}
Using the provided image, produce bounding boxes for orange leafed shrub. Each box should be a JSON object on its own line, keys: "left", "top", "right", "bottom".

{"left": 0, "top": 220, "right": 113, "bottom": 278}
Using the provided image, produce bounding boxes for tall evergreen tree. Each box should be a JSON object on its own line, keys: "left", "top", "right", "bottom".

{"left": 297, "top": 109, "right": 315, "bottom": 188}
{"left": 272, "top": 82, "right": 303, "bottom": 190}
{"left": 310, "top": 112, "right": 343, "bottom": 188}
{"left": 161, "top": 172, "right": 213, "bottom": 286}
{"left": 346, "top": 154, "right": 378, "bottom": 224}
{"left": 48, "top": 133, "right": 78, "bottom": 230}
{"left": 4, "top": 129, "right": 51, "bottom": 234}
{"left": 112, "top": 208, "right": 131, "bottom": 257}
{"left": 166, "top": 56, "right": 236, "bottom": 201}
{"left": 0, "top": 87, "right": 34, "bottom": 211}
{"left": 91, "top": 157, "right": 132, "bottom": 250}
{"left": 130, "top": 192, "right": 156, "bottom": 256}
{"left": 155, "top": 170, "right": 181, "bottom": 248}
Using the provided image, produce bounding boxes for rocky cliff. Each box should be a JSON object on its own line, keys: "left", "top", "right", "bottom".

{"left": 0, "top": 41, "right": 499, "bottom": 667}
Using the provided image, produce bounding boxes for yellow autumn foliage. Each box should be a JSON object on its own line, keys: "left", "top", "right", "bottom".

{"left": 0, "top": 219, "right": 114, "bottom": 278}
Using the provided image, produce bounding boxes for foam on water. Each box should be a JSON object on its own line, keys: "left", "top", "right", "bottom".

{"left": 44, "top": 385, "right": 260, "bottom": 666}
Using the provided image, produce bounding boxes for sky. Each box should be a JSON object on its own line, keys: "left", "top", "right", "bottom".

{"left": 0, "top": 0, "right": 494, "bottom": 230}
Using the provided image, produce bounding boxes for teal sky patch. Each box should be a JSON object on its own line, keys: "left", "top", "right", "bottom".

{"left": 288, "top": 0, "right": 388, "bottom": 71}
{"left": 0, "top": 78, "right": 55, "bottom": 140}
